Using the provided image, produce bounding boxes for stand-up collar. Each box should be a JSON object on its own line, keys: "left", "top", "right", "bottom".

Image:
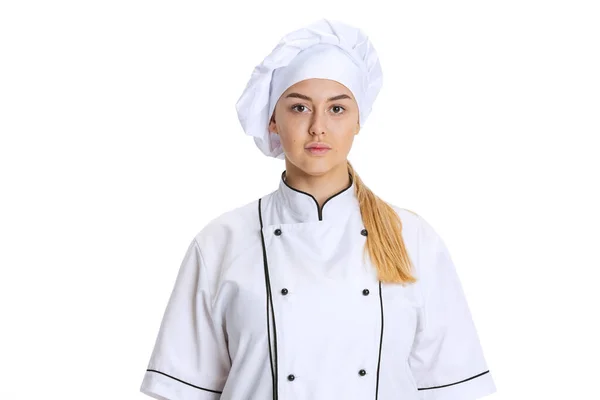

{"left": 276, "top": 170, "right": 359, "bottom": 222}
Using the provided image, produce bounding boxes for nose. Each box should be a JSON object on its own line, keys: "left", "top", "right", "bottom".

{"left": 309, "top": 112, "right": 327, "bottom": 136}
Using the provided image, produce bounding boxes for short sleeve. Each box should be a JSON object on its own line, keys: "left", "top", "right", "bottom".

{"left": 140, "top": 238, "right": 230, "bottom": 400}
{"left": 408, "top": 216, "right": 497, "bottom": 400}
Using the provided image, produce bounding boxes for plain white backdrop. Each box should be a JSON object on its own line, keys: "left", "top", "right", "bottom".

{"left": 1, "top": 1, "right": 598, "bottom": 399}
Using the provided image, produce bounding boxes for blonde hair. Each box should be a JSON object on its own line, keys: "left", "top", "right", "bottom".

{"left": 347, "top": 160, "right": 417, "bottom": 284}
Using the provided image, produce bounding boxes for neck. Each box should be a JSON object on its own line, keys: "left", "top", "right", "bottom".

{"left": 283, "top": 161, "right": 352, "bottom": 209}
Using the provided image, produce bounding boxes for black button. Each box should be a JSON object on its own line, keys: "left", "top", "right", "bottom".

{"left": 362, "top": 289, "right": 370, "bottom": 296}
{"left": 287, "top": 374, "right": 295, "bottom": 381}
{"left": 274, "top": 228, "right": 282, "bottom": 236}
{"left": 361, "top": 229, "right": 368, "bottom": 236}
{"left": 359, "top": 369, "right": 367, "bottom": 376}
{"left": 281, "top": 288, "right": 289, "bottom": 295}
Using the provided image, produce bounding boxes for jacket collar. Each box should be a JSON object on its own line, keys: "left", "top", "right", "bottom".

{"left": 276, "top": 170, "right": 359, "bottom": 222}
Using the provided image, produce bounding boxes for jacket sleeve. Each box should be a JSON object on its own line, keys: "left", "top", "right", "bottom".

{"left": 408, "top": 216, "right": 496, "bottom": 400}
{"left": 140, "top": 238, "right": 230, "bottom": 400}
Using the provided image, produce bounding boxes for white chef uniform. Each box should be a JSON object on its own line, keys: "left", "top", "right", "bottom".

{"left": 139, "top": 170, "right": 496, "bottom": 400}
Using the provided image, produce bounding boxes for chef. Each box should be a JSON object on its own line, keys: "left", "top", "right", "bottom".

{"left": 139, "top": 18, "right": 497, "bottom": 400}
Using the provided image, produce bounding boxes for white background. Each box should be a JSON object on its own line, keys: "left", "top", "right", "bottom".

{"left": 1, "top": 1, "right": 598, "bottom": 399}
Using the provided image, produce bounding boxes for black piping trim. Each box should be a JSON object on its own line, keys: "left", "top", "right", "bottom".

{"left": 417, "top": 370, "right": 490, "bottom": 391}
{"left": 281, "top": 170, "right": 353, "bottom": 221}
{"left": 145, "top": 369, "right": 223, "bottom": 394}
{"left": 375, "top": 281, "right": 384, "bottom": 400}
{"left": 258, "top": 198, "right": 279, "bottom": 400}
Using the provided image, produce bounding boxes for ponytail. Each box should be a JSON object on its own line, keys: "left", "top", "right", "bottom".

{"left": 348, "top": 161, "right": 417, "bottom": 284}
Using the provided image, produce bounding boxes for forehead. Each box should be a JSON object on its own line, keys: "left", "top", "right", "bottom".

{"left": 283, "top": 78, "right": 354, "bottom": 98}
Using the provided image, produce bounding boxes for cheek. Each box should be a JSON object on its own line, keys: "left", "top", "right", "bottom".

{"left": 333, "top": 134, "right": 355, "bottom": 157}
{"left": 278, "top": 123, "right": 305, "bottom": 145}
{"left": 278, "top": 132, "right": 303, "bottom": 153}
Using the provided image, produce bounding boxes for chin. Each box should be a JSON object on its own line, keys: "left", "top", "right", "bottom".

{"left": 296, "top": 160, "right": 335, "bottom": 177}
{"left": 286, "top": 151, "right": 344, "bottom": 176}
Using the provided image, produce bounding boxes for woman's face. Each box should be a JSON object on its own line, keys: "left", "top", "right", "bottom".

{"left": 269, "top": 78, "right": 360, "bottom": 177}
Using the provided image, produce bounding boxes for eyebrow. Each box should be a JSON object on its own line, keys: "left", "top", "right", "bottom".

{"left": 284, "top": 92, "right": 352, "bottom": 102}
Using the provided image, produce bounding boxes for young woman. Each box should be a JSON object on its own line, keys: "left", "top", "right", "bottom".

{"left": 140, "top": 18, "right": 496, "bottom": 400}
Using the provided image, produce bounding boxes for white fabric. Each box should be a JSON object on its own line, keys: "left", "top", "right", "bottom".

{"left": 235, "top": 18, "right": 383, "bottom": 159}
{"left": 268, "top": 44, "right": 364, "bottom": 129}
{"left": 140, "top": 171, "right": 497, "bottom": 400}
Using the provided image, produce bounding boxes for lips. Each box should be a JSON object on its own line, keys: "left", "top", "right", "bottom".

{"left": 305, "top": 146, "right": 331, "bottom": 156}
{"left": 305, "top": 143, "right": 331, "bottom": 150}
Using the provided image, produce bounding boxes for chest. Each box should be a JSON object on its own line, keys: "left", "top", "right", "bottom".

{"left": 213, "top": 217, "right": 422, "bottom": 378}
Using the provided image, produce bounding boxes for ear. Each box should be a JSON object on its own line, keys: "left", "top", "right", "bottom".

{"left": 354, "top": 121, "right": 360, "bottom": 135}
{"left": 269, "top": 114, "right": 278, "bottom": 135}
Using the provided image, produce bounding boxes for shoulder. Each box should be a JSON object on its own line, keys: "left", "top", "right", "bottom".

{"left": 387, "top": 203, "right": 440, "bottom": 242}
{"left": 387, "top": 202, "right": 422, "bottom": 235}
{"left": 190, "top": 189, "right": 277, "bottom": 271}
{"left": 385, "top": 202, "right": 445, "bottom": 268}
{"left": 192, "top": 195, "right": 265, "bottom": 252}
{"left": 392, "top": 208, "right": 452, "bottom": 286}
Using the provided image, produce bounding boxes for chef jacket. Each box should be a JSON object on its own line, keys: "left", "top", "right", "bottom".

{"left": 140, "top": 170, "right": 496, "bottom": 400}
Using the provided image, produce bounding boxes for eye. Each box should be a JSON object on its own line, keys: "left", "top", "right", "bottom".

{"left": 291, "top": 104, "right": 309, "bottom": 113}
{"left": 331, "top": 105, "right": 346, "bottom": 114}
{"left": 290, "top": 104, "right": 346, "bottom": 114}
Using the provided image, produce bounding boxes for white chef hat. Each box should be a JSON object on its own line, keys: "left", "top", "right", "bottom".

{"left": 235, "top": 18, "right": 383, "bottom": 159}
